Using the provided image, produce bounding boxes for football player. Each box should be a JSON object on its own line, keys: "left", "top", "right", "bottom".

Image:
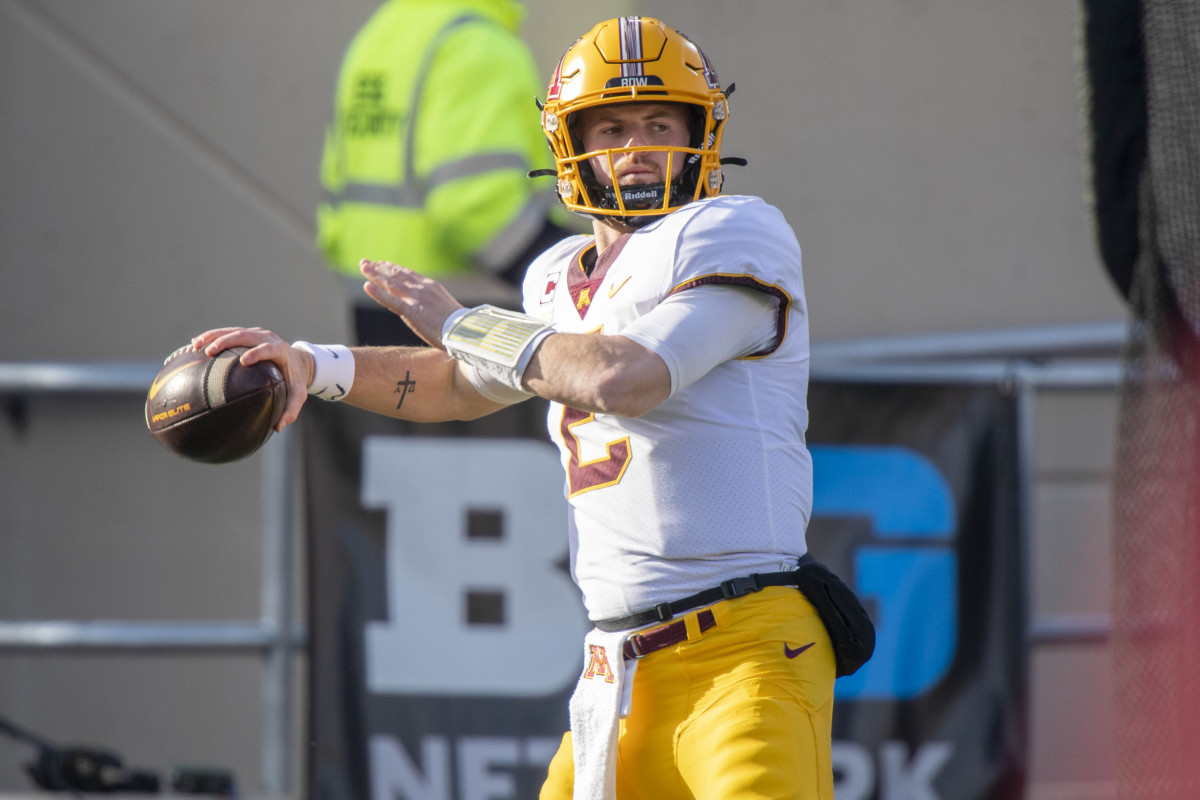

{"left": 195, "top": 17, "right": 843, "bottom": 799}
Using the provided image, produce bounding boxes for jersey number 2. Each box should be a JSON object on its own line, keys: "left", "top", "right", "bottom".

{"left": 561, "top": 406, "right": 632, "bottom": 497}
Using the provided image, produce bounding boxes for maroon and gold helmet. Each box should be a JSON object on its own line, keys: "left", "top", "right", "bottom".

{"left": 539, "top": 17, "right": 737, "bottom": 224}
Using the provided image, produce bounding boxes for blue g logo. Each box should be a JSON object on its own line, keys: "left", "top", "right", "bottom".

{"left": 811, "top": 446, "right": 957, "bottom": 700}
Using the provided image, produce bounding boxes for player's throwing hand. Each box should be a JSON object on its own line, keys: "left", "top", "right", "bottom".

{"left": 191, "top": 327, "right": 313, "bottom": 431}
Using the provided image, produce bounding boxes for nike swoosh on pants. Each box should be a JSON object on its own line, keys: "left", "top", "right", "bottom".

{"left": 784, "top": 642, "right": 815, "bottom": 659}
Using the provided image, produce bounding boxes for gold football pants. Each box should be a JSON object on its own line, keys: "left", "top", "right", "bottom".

{"left": 540, "top": 586, "right": 836, "bottom": 800}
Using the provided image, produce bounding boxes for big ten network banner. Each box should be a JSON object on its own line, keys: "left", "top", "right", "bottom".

{"left": 807, "top": 382, "right": 1026, "bottom": 800}
{"left": 303, "top": 382, "right": 1025, "bottom": 800}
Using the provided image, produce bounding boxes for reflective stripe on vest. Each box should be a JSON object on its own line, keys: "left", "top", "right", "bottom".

{"left": 321, "top": 151, "right": 530, "bottom": 210}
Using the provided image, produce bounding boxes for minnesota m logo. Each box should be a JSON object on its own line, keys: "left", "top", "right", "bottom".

{"left": 583, "top": 644, "right": 616, "bottom": 683}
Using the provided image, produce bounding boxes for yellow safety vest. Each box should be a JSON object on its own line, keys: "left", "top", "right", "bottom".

{"left": 317, "top": 0, "right": 556, "bottom": 279}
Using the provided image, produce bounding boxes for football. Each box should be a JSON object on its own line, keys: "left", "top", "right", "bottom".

{"left": 145, "top": 345, "right": 287, "bottom": 464}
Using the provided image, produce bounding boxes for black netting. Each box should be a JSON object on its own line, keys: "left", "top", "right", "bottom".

{"left": 1082, "top": 0, "right": 1200, "bottom": 796}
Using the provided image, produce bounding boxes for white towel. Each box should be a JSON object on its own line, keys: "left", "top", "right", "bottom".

{"left": 568, "top": 629, "right": 639, "bottom": 800}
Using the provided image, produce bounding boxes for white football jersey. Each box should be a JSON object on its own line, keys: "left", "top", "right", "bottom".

{"left": 521, "top": 195, "right": 813, "bottom": 621}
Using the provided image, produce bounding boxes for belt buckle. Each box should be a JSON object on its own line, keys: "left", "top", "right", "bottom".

{"left": 720, "top": 574, "right": 761, "bottom": 599}
{"left": 624, "top": 632, "right": 646, "bottom": 659}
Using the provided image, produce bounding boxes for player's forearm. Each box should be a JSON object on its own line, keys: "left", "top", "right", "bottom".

{"left": 522, "top": 332, "right": 670, "bottom": 417}
{"left": 342, "top": 346, "right": 504, "bottom": 422}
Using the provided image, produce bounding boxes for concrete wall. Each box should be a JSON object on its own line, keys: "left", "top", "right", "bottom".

{"left": 0, "top": 0, "right": 1124, "bottom": 796}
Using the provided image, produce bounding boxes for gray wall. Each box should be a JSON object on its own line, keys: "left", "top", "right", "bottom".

{"left": 0, "top": 0, "right": 1122, "bottom": 797}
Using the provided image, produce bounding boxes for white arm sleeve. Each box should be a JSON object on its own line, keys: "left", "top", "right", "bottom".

{"left": 619, "top": 284, "right": 779, "bottom": 396}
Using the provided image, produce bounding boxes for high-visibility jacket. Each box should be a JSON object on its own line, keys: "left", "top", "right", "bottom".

{"left": 317, "top": 0, "right": 557, "bottom": 280}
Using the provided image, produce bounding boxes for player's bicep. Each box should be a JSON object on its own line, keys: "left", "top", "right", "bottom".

{"left": 619, "top": 285, "right": 778, "bottom": 395}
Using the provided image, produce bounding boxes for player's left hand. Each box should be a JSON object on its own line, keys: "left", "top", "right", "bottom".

{"left": 360, "top": 259, "right": 464, "bottom": 349}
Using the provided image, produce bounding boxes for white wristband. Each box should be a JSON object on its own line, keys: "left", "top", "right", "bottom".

{"left": 292, "top": 341, "right": 354, "bottom": 401}
{"left": 441, "top": 305, "right": 553, "bottom": 392}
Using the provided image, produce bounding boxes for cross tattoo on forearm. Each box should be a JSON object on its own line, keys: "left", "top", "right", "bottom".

{"left": 394, "top": 371, "right": 416, "bottom": 408}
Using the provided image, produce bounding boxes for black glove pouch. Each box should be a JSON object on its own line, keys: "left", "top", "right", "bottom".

{"left": 794, "top": 554, "right": 876, "bottom": 677}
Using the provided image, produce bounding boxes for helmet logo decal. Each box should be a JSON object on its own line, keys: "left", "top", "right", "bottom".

{"left": 546, "top": 37, "right": 581, "bottom": 102}
{"left": 678, "top": 29, "right": 722, "bottom": 90}
{"left": 547, "top": 56, "right": 565, "bottom": 102}
{"left": 698, "top": 49, "right": 721, "bottom": 90}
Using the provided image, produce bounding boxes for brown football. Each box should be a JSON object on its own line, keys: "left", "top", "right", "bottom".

{"left": 145, "top": 345, "right": 287, "bottom": 464}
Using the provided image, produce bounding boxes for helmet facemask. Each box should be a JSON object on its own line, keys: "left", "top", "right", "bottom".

{"left": 564, "top": 103, "right": 715, "bottom": 227}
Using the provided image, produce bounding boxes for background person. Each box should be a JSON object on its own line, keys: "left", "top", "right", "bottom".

{"left": 317, "top": 0, "right": 576, "bottom": 345}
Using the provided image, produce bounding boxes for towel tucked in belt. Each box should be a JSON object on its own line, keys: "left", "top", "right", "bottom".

{"left": 568, "top": 629, "right": 638, "bottom": 800}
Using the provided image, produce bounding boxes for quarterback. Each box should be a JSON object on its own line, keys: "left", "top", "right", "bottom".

{"left": 193, "top": 16, "right": 868, "bottom": 799}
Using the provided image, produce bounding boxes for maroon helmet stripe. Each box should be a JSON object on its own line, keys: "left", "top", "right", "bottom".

{"left": 619, "top": 16, "right": 644, "bottom": 79}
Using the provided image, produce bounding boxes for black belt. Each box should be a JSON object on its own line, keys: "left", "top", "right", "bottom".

{"left": 594, "top": 557, "right": 812, "bottom": 633}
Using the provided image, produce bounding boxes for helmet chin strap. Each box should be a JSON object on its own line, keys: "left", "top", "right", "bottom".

{"left": 593, "top": 181, "right": 672, "bottom": 228}
{"left": 611, "top": 182, "right": 668, "bottom": 209}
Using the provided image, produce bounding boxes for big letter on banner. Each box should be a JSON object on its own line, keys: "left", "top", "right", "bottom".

{"left": 303, "top": 401, "right": 585, "bottom": 800}
{"left": 363, "top": 437, "right": 584, "bottom": 696}
{"left": 811, "top": 445, "right": 958, "bottom": 701}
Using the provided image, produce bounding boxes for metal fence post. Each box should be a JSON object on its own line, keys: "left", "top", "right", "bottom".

{"left": 260, "top": 424, "right": 295, "bottom": 796}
